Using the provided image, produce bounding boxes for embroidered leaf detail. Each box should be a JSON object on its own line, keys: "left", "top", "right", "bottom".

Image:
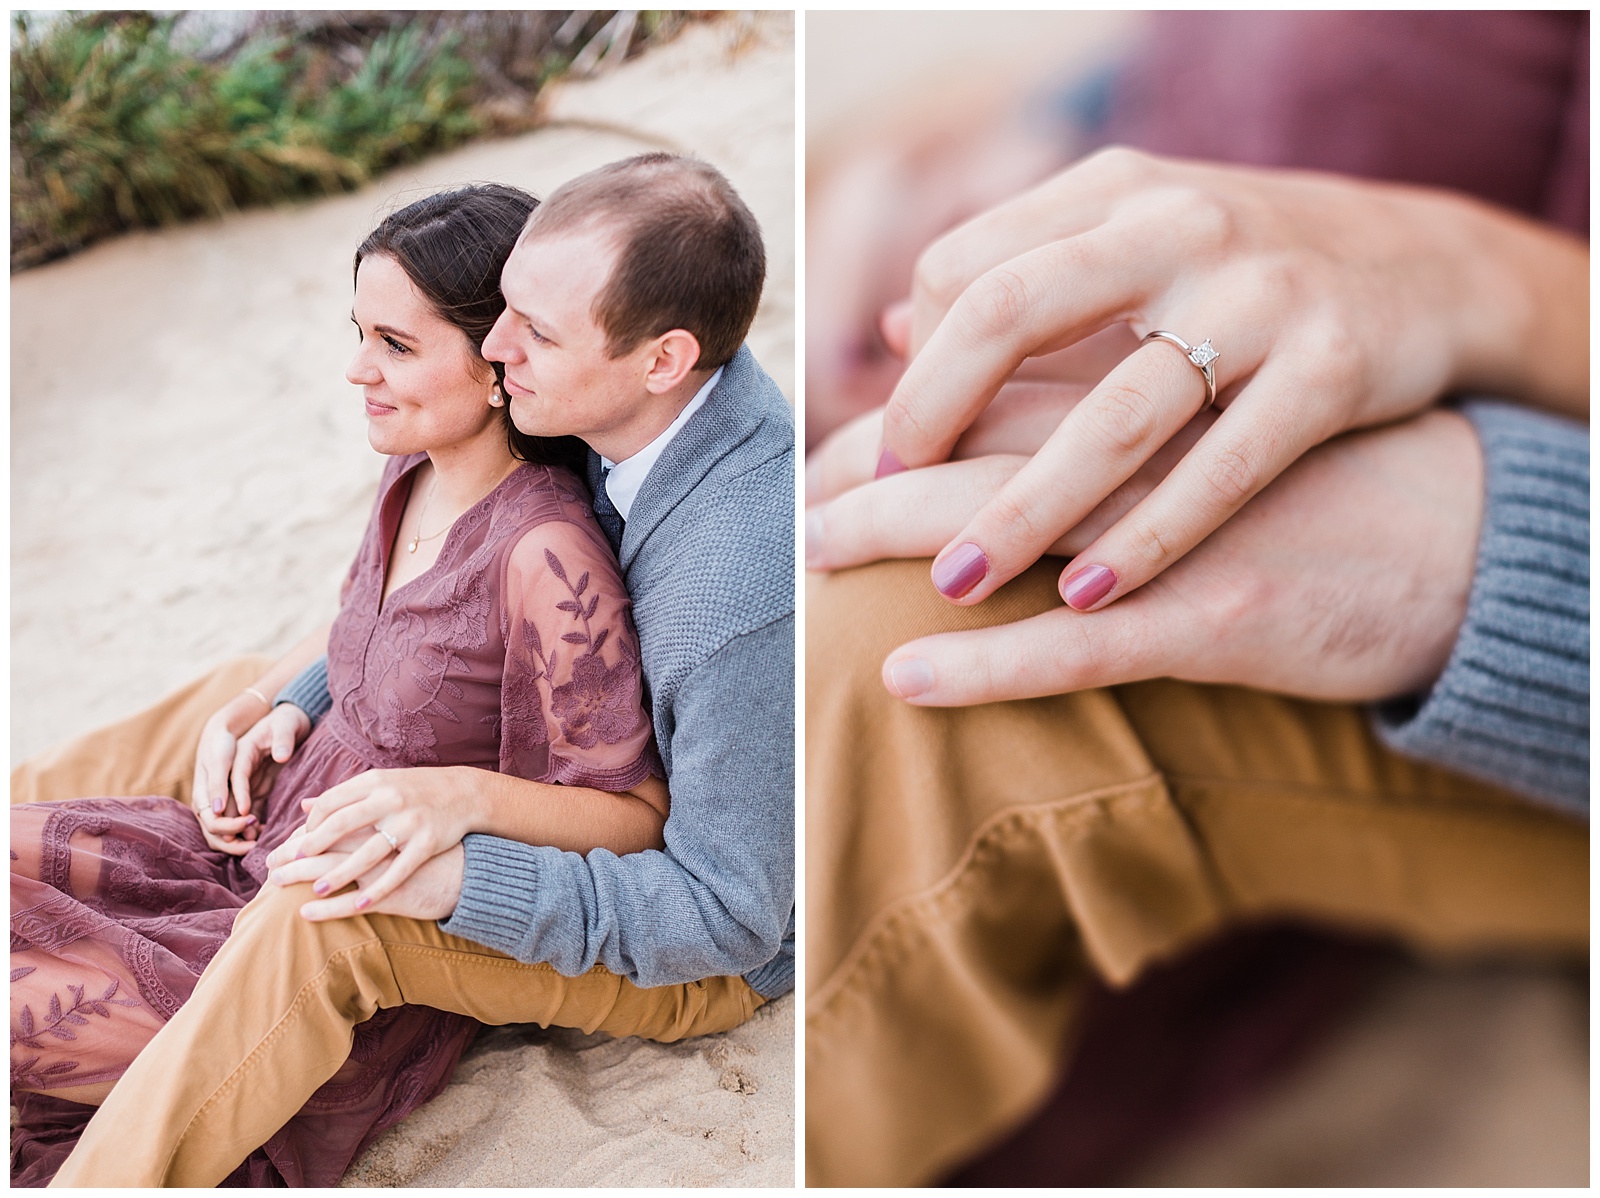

{"left": 584, "top": 594, "right": 599, "bottom": 619}
{"left": 68, "top": 983, "right": 84, "bottom": 1005}
{"left": 18, "top": 1006, "right": 34, "bottom": 1036}
{"left": 561, "top": 632, "right": 589, "bottom": 645}
{"left": 39, "top": 1060, "right": 80, "bottom": 1077}
{"left": 556, "top": 600, "right": 581, "bottom": 614}
{"left": 47, "top": 1026, "right": 77, "bottom": 1040}
{"left": 89, "top": 1003, "right": 110, "bottom": 1018}
{"left": 11, "top": 967, "right": 35, "bottom": 983}
{"left": 574, "top": 571, "right": 589, "bottom": 596}
{"left": 61, "top": 1011, "right": 89, "bottom": 1026}
{"left": 543, "top": 549, "right": 569, "bottom": 584}
{"left": 589, "top": 628, "right": 609, "bottom": 656}
{"left": 48, "top": 993, "right": 62, "bottom": 1022}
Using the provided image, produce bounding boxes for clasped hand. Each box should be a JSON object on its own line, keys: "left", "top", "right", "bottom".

{"left": 811, "top": 395, "right": 1481, "bottom": 706}
{"left": 191, "top": 700, "right": 310, "bottom": 855}
{"left": 264, "top": 767, "right": 484, "bottom": 919}
{"left": 869, "top": 146, "right": 1577, "bottom": 613}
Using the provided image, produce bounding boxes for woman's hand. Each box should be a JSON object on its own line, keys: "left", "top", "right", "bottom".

{"left": 266, "top": 768, "right": 486, "bottom": 912}
{"left": 191, "top": 690, "right": 273, "bottom": 855}
{"left": 227, "top": 704, "right": 312, "bottom": 822}
{"left": 878, "top": 146, "right": 1587, "bottom": 613}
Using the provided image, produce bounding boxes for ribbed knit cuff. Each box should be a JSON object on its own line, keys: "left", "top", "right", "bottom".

{"left": 1373, "top": 401, "right": 1589, "bottom": 816}
{"left": 742, "top": 914, "right": 795, "bottom": 998}
{"left": 274, "top": 655, "right": 332, "bottom": 725}
{"left": 437, "top": 833, "right": 553, "bottom": 961}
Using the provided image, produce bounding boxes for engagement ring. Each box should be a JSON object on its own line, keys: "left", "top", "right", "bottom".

{"left": 1142, "top": 330, "right": 1219, "bottom": 409}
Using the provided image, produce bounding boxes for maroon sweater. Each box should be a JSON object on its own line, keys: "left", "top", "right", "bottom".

{"left": 1100, "top": 11, "right": 1587, "bottom": 236}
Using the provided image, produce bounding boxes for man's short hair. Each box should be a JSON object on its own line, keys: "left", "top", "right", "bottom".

{"left": 522, "top": 153, "right": 765, "bottom": 370}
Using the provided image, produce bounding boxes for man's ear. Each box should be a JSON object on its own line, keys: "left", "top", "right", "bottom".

{"left": 642, "top": 329, "right": 703, "bottom": 395}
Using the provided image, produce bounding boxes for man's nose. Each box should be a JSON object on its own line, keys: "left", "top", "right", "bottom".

{"left": 482, "top": 310, "right": 516, "bottom": 363}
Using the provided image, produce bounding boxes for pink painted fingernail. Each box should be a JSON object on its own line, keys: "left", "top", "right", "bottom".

{"left": 1061, "top": 564, "right": 1117, "bottom": 610}
{"left": 875, "top": 447, "right": 906, "bottom": 479}
{"left": 312, "top": 880, "right": 330, "bottom": 896}
{"left": 295, "top": 848, "right": 307, "bottom": 861}
{"left": 355, "top": 896, "right": 372, "bottom": 911}
{"left": 804, "top": 508, "right": 825, "bottom": 569}
{"left": 212, "top": 795, "right": 226, "bottom": 815}
{"left": 244, "top": 815, "right": 257, "bottom": 826}
{"left": 886, "top": 657, "right": 934, "bottom": 699}
{"left": 932, "top": 542, "right": 988, "bottom": 600}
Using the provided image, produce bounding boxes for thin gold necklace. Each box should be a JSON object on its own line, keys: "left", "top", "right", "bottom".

{"left": 407, "top": 458, "right": 520, "bottom": 554}
{"left": 406, "top": 475, "right": 446, "bottom": 554}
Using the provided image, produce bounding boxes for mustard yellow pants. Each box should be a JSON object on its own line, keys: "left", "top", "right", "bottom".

{"left": 12, "top": 656, "right": 763, "bottom": 1187}
{"left": 805, "top": 560, "right": 1587, "bottom": 1187}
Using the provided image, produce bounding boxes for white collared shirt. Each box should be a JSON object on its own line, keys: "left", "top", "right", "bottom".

{"left": 600, "top": 367, "right": 723, "bottom": 521}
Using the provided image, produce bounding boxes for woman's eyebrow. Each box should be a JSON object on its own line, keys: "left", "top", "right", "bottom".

{"left": 353, "top": 317, "right": 421, "bottom": 343}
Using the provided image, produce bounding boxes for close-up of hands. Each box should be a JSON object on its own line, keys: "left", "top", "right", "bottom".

{"left": 813, "top": 398, "right": 1482, "bottom": 707}
{"left": 864, "top": 146, "right": 1586, "bottom": 615}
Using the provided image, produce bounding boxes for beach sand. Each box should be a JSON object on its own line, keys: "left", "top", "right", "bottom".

{"left": 11, "top": 13, "right": 794, "bottom": 1186}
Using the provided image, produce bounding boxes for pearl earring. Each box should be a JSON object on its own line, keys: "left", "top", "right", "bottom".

{"left": 488, "top": 386, "right": 505, "bottom": 408}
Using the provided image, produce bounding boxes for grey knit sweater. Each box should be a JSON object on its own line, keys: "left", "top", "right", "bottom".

{"left": 282, "top": 347, "right": 796, "bottom": 995}
{"left": 1373, "top": 401, "right": 1589, "bottom": 815}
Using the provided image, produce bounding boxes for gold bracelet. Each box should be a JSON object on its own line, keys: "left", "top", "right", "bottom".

{"left": 242, "top": 686, "right": 272, "bottom": 709}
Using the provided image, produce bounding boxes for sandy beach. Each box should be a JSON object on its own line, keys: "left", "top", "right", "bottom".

{"left": 11, "top": 13, "right": 794, "bottom": 1186}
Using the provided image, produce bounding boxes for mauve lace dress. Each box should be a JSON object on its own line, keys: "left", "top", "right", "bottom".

{"left": 10, "top": 453, "right": 658, "bottom": 1186}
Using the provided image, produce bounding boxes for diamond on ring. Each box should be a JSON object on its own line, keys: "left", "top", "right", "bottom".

{"left": 377, "top": 827, "right": 399, "bottom": 851}
{"left": 1141, "top": 330, "right": 1219, "bottom": 410}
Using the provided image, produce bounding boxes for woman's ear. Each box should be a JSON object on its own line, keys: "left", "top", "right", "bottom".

{"left": 642, "top": 329, "right": 703, "bottom": 394}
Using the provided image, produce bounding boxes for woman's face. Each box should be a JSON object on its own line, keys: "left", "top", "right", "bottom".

{"left": 347, "top": 253, "right": 498, "bottom": 457}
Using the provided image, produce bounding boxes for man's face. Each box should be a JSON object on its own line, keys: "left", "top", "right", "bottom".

{"left": 482, "top": 226, "right": 659, "bottom": 462}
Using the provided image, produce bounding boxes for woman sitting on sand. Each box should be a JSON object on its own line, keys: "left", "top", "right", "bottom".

{"left": 10, "top": 184, "right": 669, "bottom": 1186}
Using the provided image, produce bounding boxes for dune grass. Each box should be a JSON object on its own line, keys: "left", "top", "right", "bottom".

{"left": 11, "top": 11, "right": 682, "bottom": 270}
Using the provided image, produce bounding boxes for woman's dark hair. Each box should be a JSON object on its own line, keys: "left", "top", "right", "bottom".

{"left": 353, "top": 184, "right": 587, "bottom": 475}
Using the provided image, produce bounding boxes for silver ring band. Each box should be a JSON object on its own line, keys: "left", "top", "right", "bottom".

{"left": 376, "top": 826, "right": 399, "bottom": 851}
{"left": 1142, "top": 330, "right": 1218, "bottom": 410}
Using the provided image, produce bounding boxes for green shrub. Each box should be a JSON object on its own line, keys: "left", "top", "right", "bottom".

{"left": 11, "top": 12, "right": 484, "bottom": 269}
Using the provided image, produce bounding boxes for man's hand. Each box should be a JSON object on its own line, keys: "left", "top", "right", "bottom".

{"left": 267, "top": 827, "right": 465, "bottom": 923}
{"left": 816, "top": 409, "right": 1484, "bottom": 706}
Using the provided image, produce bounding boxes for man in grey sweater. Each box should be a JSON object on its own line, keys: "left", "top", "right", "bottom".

{"left": 55, "top": 155, "right": 794, "bottom": 1185}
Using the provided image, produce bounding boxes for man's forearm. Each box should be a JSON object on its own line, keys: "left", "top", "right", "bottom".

{"left": 1374, "top": 401, "right": 1589, "bottom": 812}
{"left": 442, "top": 616, "right": 796, "bottom": 989}
{"left": 275, "top": 652, "right": 332, "bottom": 723}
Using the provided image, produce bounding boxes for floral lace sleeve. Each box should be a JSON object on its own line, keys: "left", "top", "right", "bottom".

{"left": 498, "top": 518, "right": 659, "bottom": 790}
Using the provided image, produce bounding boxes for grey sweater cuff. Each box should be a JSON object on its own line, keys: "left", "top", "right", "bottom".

{"left": 274, "top": 655, "right": 332, "bottom": 724}
{"left": 1373, "top": 401, "right": 1589, "bottom": 816}
{"left": 438, "top": 833, "right": 554, "bottom": 961}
